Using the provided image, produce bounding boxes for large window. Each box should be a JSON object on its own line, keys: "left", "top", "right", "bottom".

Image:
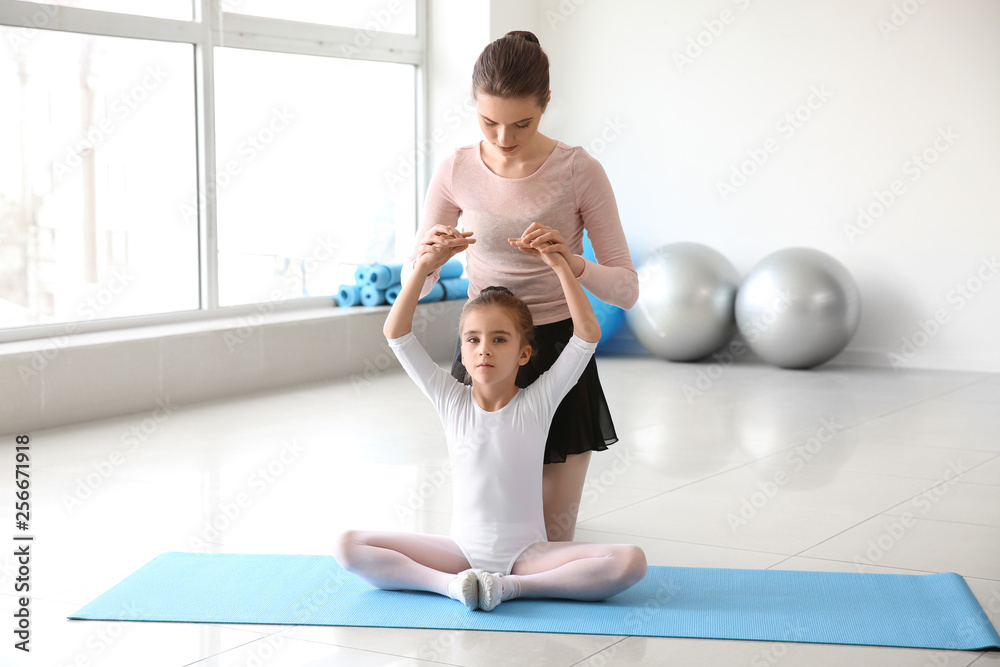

{"left": 0, "top": 28, "right": 198, "bottom": 327}
{"left": 0, "top": 0, "right": 423, "bottom": 338}
{"left": 213, "top": 48, "right": 415, "bottom": 307}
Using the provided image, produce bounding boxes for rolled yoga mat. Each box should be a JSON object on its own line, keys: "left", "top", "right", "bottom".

{"left": 335, "top": 284, "right": 361, "bottom": 308}
{"left": 355, "top": 260, "right": 461, "bottom": 290}
{"left": 360, "top": 285, "right": 386, "bottom": 307}
{"left": 354, "top": 265, "right": 373, "bottom": 285}
{"left": 437, "top": 259, "right": 463, "bottom": 280}
{"left": 68, "top": 553, "right": 1000, "bottom": 651}
{"left": 365, "top": 263, "right": 403, "bottom": 290}
{"left": 386, "top": 278, "right": 470, "bottom": 305}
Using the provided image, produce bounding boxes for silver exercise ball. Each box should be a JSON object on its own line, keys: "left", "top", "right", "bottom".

{"left": 626, "top": 243, "right": 740, "bottom": 361}
{"left": 735, "top": 247, "right": 861, "bottom": 369}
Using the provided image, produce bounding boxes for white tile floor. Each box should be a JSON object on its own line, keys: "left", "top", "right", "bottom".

{"left": 2, "top": 353, "right": 999, "bottom": 666}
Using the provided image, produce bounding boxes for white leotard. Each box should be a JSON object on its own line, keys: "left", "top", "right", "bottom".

{"left": 387, "top": 332, "right": 597, "bottom": 574}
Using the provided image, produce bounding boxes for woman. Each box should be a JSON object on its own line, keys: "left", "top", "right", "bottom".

{"left": 405, "top": 30, "right": 637, "bottom": 542}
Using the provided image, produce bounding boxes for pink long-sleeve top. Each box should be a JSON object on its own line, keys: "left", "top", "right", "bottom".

{"left": 410, "top": 141, "right": 638, "bottom": 326}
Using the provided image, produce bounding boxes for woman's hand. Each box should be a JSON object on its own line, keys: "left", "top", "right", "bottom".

{"left": 415, "top": 224, "right": 475, "bottom": 272}
{"left": 508, "top": 222, "right": 585, "bottom": 275}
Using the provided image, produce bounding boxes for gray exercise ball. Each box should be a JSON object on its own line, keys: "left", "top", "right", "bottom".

{"left": 626, "top": 243, "right": 740, "bottom": 361}
{"left": 735, "top": 247, "right": 861, "bottom": 369}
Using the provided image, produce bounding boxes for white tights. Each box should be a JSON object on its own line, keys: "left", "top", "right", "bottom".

{"left": 333, "top": 530, "right": 647, "bottom": 603}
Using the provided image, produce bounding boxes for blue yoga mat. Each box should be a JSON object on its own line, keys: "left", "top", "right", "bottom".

{"left": 69, "top": 553, "right": 1000, "bottom": 651}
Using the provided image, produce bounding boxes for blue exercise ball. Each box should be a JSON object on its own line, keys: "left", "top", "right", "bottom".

{"left": 626, "top": 243, "right": 740, "bottom": 361}
{"left": 735, "top": 247, "right": 861, "bottom": 369}
{"left": 581, "top": 231, "right": 625, "bottom": 349}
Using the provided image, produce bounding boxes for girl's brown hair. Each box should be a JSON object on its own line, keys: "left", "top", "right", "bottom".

{"left": 471, "top": 30, "right": 550, "bottom": 110}
{"left": 461, "top": 286, "right": 535, "bottom": 355}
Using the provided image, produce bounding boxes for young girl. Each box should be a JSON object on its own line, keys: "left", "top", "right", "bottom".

{"left": 334, "top": 228, "right": 646, "bottom": 611}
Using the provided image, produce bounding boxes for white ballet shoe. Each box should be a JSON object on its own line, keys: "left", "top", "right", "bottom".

{"left": 477, "top": 571, "right": 504, "bottom": 612}
{"left": 447, "top": 569, "right": 479, "bottom": 610}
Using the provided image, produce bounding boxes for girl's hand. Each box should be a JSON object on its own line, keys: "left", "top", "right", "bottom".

{"left": 416, "top": 225, "right": 475, "bottom": 271}
{"left": 508, "top": 222, "right": 584, "bottom": 275}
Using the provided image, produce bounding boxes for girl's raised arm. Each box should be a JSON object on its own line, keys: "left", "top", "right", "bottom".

{"left": 383, "top": 236, "right": 472, "bottom": 340}
{"left": 509, "top": 227, "right": 601, "bottom": 344}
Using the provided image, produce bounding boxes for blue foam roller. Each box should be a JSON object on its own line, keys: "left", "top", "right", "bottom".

{"left": 440, "top": 278, "right": 470, "bottom": 301}
{"left": 367, "top": 264, "right": 404, "bottom": 290}
{"left": 360, "top": 285, "right": 386, "bottom": 307}
{"left": 439, "top": 260, "right": 464, "bottom": 280}
{"left": 385, "top": 285, "right": 402, "bottom": 304}
{"left": 417, "top": 282, "right": 445, "bottom": 304}
{"left": 336, "top": 284, "right": 361, "bottom": 308}
{"left": 354, "top": 265, "right": 373, "bottom": 285}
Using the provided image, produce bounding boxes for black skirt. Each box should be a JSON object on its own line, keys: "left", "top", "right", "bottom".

{"left": 449, "top": 318, "right": 618, "bottom": 464}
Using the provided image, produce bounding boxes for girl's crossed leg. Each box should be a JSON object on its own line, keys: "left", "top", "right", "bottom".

{"left": 504, "top": 540, "right": 647, "bottom": 601}
{"left": 334, "top": 530, "right": 647, "bottom": 610}
{"left": 334, "top": 530, "right": 471, "bottom": 597}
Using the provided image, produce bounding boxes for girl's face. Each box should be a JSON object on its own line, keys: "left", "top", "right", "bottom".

{"left": 476, "top": 93, "right": 548, "bottom": 160}
{"left": 460, "top": 306, "right": 532, "bottom": 388}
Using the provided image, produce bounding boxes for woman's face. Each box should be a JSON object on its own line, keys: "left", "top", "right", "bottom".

{"left": 476, "top": 93, "right": 547, "bottom": 160}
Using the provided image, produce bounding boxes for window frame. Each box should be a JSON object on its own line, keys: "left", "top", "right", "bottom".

{"left": 0, "top": 0, "right": 427, "bottom": 343}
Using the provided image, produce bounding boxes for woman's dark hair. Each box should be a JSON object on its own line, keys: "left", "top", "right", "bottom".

{"left": 461, "top": 286, "right": 535, "bottom": 354}
{"left": 471, "top": 30, "right": 550, "bottom": 110}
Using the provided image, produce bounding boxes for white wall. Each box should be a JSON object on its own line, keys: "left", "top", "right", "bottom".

{"left": 425, "top": 1, "right": 490, "bottom": 172}
{"left": 526, "top": 0, "right": 1000, "bottom": 372}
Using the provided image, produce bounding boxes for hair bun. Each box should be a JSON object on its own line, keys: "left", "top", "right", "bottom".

{"left": 480, "top": 285, "right": 516, "bottom": 297}
{"left": 505, "top": 30, "right": 540, "bottom": 45}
